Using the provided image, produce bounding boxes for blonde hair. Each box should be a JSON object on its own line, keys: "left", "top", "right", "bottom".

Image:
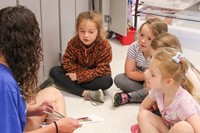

{"left": 153, "top": 48, "right": 200, "bottom": 103}
{"left": 151, "top": 33, "right": 200, "bottom": 88}
{"left": 76, "top": 11, "right": 106, "bottom": 40}
{"left": 138, "top": 18, "right": 168, "bottom": 37}
{"left": 151, "top": 33, "right": 182, "bottom": 52}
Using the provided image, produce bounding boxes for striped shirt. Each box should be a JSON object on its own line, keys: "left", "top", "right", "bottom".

{"left": 127, "top": 42, "right": 150, "bottom": 72}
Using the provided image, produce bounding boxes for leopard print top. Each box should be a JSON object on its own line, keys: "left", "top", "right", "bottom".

{"left": 62, "top": 35, "right": 112, "bottom": 84}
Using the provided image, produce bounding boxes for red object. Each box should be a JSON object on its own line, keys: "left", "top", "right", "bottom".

{"left": 130, "top": 124, "right": 141, "bottom": 133}
{"left": 116, "top": 28, "right": 136, "bottom": 45}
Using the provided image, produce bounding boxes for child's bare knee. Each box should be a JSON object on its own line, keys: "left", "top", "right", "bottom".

{"left": 137, "top": 110, "right": 149, "bottom": 122}
{"left": 170, "top": 121, "right": 194, "bottom": 133}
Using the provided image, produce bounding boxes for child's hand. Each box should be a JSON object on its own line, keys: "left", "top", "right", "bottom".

{"left": 144, "top": 69, "right": 148, "bottom": 80}
{"left": 144, "top": 69, "right": 151, "bottom": 92}
{"left": 66, "top": 73, "right": 77, "bottom": 81}
{"left": 145, "top": 81, "right": 151, "bottom": 92}
{"left": 152, "top": 102, "right": 158, "bottom": 110}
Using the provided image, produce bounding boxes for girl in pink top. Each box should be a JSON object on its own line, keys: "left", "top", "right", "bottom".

{"left": 137, "top": 48, "right": 200, "bottom": 133}
{"left": 149, "top": 33, "right": 200, "bottom": 94}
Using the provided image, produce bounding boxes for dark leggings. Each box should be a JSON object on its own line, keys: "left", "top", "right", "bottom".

{"left": 50, "top": 66, "right": 113, "bottom": 96}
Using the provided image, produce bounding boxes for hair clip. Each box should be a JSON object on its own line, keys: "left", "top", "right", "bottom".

{"left": 172, "top": 51, "right": 184, "bottom": 63}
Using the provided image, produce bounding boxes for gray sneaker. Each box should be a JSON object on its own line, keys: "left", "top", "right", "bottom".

{"left": 86, "top": 89, "right": 104, "bottom": 103}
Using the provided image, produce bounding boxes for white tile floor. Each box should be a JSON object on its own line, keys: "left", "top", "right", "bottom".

{"left": 59, "top": 25, "right": 200, "bottom": 133}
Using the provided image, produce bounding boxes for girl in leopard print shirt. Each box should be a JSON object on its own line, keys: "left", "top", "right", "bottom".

{"left": 50, "top": 11, "right": 113, "bottom": 104}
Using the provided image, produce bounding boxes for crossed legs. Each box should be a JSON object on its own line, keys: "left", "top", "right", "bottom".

{"left": 138, "top": 110, "right": 194, "bottom": 133}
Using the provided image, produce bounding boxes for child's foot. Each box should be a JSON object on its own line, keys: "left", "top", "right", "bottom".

{"left": 130, "top": 124, "right": 141, "bottom": 133}
{"left": 85, "top": 89, "right": 104, "bottom": 103}
{"left": 113, "top": 92, "right": 130, "bottom": 106}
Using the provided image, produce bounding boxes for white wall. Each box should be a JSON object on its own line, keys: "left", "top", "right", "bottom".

{"left": 0, "top": 0, "right": 89, "bottom": 82}
{"left": 0, "top": 1, "right": 16, "bottom": 9}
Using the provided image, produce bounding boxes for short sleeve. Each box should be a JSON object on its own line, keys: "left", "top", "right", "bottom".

{"left": 127, "top": 42, "right": 138, "bottom": 60}
{"left": 0, "top": 90, "right": 22, "bottom": 132}
{"left": 0, "top": 80, "right": 26, "bottom": 133}
{"left": 177, "top": 99, "right": 198, "bottom": 120}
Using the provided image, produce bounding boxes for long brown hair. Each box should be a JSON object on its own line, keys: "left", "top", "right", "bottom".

{"left": 0, "top": 6, "right": 43, "bottom": 103}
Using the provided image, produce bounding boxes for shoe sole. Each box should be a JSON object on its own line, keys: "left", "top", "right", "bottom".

{"left": 112, "top": 91, "right": 122, "bottom": 107}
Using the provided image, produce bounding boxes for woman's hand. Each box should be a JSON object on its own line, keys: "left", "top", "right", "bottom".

{"left": 56, "top": 117, "right": 82, "bottom": 133}
{"left": 26, "top": 117, "right": 82, "bottom": 133}
{"left": 66, "top": 73, "right": 77, "bottom": 81}
{"left": 27, "top": 100, "right": 59, "bottom": 117}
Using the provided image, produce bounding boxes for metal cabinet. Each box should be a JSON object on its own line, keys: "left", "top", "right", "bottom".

{"left": 93, "top": 0, "right": 128, "bottom": 36}
{"left": 109, "top": 0, "right": 128, "bottom": 36}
